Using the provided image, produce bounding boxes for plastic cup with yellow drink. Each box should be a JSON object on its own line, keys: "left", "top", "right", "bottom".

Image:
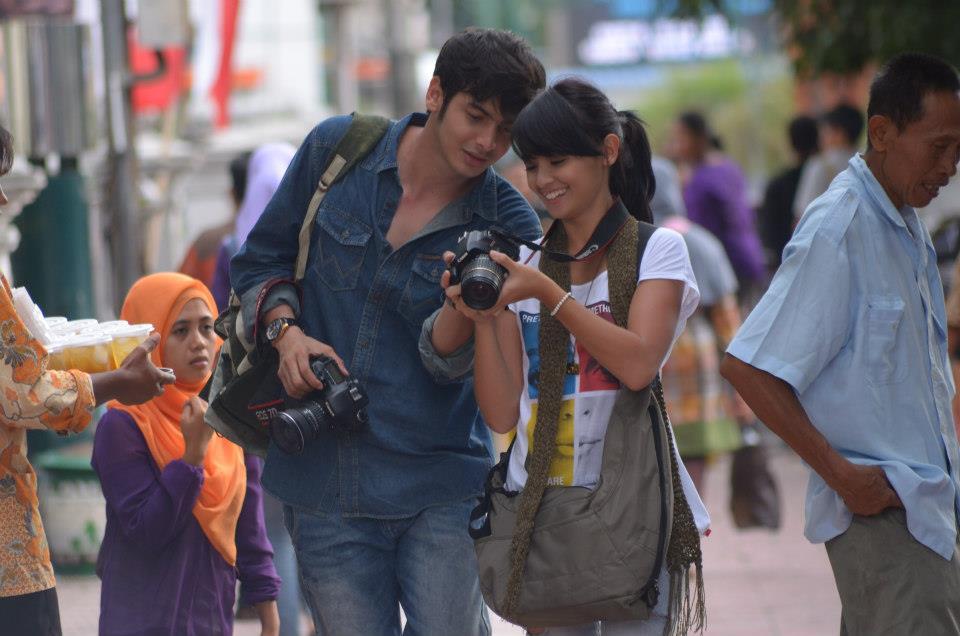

{"left": 109, "top": 324, "right": 154, "bottom": 367}
{"left": 44, "top": 340, "right": 69, "bottom": 371}
{"left": 62, "top": 333, "right": 115, "bottom": 373}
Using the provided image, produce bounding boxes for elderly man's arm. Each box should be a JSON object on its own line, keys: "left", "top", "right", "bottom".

{"left": 720, "top": 353, "right": 902, "bottom": 516}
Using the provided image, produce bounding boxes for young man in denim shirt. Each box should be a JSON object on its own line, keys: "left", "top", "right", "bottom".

{"left": 230, "top": 29, "right": 545, "bottom": 635}
{"left": 723, "top": 53, "right": 960, "bottom": 634}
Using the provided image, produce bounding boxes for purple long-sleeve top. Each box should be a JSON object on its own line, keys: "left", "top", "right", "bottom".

{"left": 682, "top": 158, "right": 766, "bottom": 285}
{"left": 92, "top": 409, "right": 280, "bottom": 636}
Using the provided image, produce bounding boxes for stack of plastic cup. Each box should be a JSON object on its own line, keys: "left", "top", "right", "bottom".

{"left": 51, "top": 319, "right": 100, "bottom": 337}
{"left": 62, "top": 333, "right": 114, "bottom": 373}
{"left": 44, "top": 340, "right": 69, "bottom": 371}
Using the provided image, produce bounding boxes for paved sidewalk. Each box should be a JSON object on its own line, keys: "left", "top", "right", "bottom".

{"left": 57, "top": 449, "right": 840, "bottom": 635}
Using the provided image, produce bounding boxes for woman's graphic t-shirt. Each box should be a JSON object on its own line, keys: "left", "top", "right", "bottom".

{"left": 504, "top": 227, "right": 709, "bottom": 530}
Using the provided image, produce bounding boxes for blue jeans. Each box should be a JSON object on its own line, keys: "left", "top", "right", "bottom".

{"left": 284, "top": 499, "right": 490, "bottom": 636}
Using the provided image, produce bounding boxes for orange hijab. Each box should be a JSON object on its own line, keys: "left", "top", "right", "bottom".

{"left": 108, "top": 273, "right": 245, "bottom": 566}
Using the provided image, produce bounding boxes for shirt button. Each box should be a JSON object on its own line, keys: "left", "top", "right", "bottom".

{"left": 359, "top": 339, "right": 369, "bottom": 348}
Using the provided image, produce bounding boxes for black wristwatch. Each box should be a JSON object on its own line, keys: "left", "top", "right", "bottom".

{"left": 265, "top": 317, "right": 297, "bottom": 344}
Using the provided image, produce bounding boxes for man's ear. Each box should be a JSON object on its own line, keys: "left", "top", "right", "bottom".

{"left": 867, "top": 114, "right": 896, "bottom": 153}
{"left": 603, "top": 133, "right": 621, "bottom": 166}
{"left": 425, "top": 76, "right": 444, "bottom": 114}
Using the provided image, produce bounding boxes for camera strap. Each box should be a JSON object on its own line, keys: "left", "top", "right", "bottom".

{"left": 502, "top": 199, "right": 631, "bottom": 263}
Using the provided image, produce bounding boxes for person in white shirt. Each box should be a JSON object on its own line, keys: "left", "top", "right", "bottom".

{"left": 438, "top": 77, "right": 708, "bottom": 635}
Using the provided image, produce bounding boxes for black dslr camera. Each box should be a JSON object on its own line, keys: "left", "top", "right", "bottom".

{"left": 270, "top": 355, "right": 369, "bottom": 455}
{"left": 449, "top": 230, "right": 520, "bottom": 310}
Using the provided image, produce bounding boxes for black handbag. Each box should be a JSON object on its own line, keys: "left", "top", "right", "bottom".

{"left": 204, "top": 114, "right": 390, "bottom": 456}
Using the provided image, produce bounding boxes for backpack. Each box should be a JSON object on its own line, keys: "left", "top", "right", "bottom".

{"left": 204, "top": 114, "right": 390, "bottom": 456}
{"left": 469, "top": 221, "right": 678, "bottom": 627}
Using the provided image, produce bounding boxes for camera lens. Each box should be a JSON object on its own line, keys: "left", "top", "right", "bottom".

{"left": 270, "top": 403, "right": 326, "bottom": 455}
{"left": 461, "top": 255, "right": 505, "bottom": 310}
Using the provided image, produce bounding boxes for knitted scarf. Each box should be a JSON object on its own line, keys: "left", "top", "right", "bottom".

{"left": 502, "top": 216, "right": 705, "bottom": 634}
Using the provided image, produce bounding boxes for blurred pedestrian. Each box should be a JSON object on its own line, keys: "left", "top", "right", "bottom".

{"left": 92, "top": 273, "right": 280, "bottom": 636}
{"left": 0, "top": 125, "right": 176, "bottom": 635}
{"left": 792, "top": 104, "right": 865, "bottom": 221}
{"left": 669, "top": 112, "right": 767, "bottom": 299}
{"left": 723, "top": 53, "right": 960, "bottom": 635}
{"left": 211, "top": 143, "right": 296, "bottom": 312}
{"left": 757, "top": 116, "right": 819, "bottom": 270}
{"left": 179, "top": 151, "right": 251, "bottom": 291}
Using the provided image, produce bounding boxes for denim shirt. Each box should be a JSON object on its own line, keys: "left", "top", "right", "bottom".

{"left": 230, "top": 113, "right": 541, "bottom": 517}
{"left": 728, "top": 154, "right": 960, "bottom": 559}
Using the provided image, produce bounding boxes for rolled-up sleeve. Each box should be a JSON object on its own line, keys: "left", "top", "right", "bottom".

{"left": 727, "top": 205, "right": 853, "bottom": 394}
{"left": 418, "top": 308, "right": 476, "bottom": 384}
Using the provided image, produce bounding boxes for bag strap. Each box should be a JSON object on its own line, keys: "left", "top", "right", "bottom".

{"left": 636, "top": 219, "right": 657, "bottom": 278}
{"left": 294, "top": 113, "right": 391, "bottom": 281}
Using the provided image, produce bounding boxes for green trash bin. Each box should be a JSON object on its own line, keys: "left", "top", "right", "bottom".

{"left": 34, "top": 440, "right": 104, "bottom": 575}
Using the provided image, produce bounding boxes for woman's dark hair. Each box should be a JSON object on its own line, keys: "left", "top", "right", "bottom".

{"left": 433, "top": 28, "right": 546, "bottom": 121}
{"left": 511, "top": 77, "right": 656, "bottom": 223}
{"left": 229, "top": 151, "right": 252, "bottom": 205}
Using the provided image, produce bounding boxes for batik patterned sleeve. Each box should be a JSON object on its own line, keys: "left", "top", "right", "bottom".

{"left": 0, "top": 280, "right": 94, "bottom": 433}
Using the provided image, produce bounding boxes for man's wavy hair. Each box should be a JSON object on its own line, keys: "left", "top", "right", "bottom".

{"left": 433, "top": 28, "right": 545, "bottom": 120}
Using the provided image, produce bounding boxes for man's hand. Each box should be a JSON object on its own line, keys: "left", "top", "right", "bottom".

{"left": 273, "top": 326, "right": 347, "bottom": 399}
{"left": 180, "top": 396, "right": 213, "bottom": 466}
{"left": 91, "top": 334, "right": 177, "bottom": 406}
{"left": 832, "top": 463, "right": 903, "bottom": 516}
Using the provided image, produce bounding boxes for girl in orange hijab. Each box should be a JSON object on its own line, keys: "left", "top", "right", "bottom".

{"left": 92, "top": 273, "right": 279, "bottom": 636}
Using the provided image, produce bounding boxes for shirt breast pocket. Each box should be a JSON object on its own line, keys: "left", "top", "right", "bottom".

{"left": 313, "top": 207, "right": 372, "bottom": 291}
{"left": 865, "top": 296, "right": 907, "bottom": 386}
{"left": 398, "top": 254, "right": 445, "bottom": 335}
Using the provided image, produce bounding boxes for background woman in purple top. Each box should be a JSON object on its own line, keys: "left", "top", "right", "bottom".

{"left": 670, "top": 111, "right": 767, "bottom": 295}
{"left": 92, "top": 273, "right": 280, "bottom": 636}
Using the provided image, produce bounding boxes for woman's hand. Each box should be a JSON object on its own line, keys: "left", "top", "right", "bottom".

{"left": 487, "top": 250, "right": 562, "bottom": 309}
{"left": 442, "top": 249, "right": 561, "bottom": 320}
{"left": 180, "top": 396, "right": 213, "bottom": 466}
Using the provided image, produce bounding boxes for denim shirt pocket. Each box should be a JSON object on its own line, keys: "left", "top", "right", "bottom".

{"left": 398, "top": 253, "right": 445, "bottom": 335}
{"left": 865, "top": 295, "right": 907, "bottom": 386}
{"left": 314, "top": 207, "right": 373, "bottom": 291}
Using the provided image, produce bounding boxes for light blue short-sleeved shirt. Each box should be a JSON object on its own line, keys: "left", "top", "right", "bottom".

{"left": 728, "top": 154, "right": 960, "bottom": 559}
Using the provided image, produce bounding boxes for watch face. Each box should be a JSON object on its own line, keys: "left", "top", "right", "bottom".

{"left": 266, "top": 320, "right": 281, "bottom": 341}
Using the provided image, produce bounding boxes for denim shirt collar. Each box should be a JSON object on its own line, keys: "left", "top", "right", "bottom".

{"left": 362, "top": 111, "right": 500, "bottom": 223}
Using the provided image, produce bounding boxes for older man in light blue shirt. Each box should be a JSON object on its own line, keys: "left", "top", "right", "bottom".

{"left": 723, "top": 53, "right": 960, "bottom": 635}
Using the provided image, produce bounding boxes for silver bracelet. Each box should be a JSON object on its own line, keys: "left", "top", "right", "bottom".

{"left": 549, "top": 291, "right": 573, "bottom": 317}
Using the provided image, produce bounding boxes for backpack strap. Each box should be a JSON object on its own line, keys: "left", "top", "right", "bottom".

{"left": 294, "top": 113, "right": 391, "bottom": 281}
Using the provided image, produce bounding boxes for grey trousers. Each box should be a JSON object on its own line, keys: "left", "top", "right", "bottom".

{"left": 825, "top": 508, "right": 960, "bottom": 636}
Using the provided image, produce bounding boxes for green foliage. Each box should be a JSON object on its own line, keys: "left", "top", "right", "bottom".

{"left": 676, "top": 0, "right": 960, "bottom": 73}
{"left": 775, "top": 0, "right": 960, "bottom": 74}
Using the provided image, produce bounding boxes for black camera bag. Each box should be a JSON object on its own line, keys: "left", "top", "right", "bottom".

{"left": 204, "top": 114, "right": 390, "bottom": 456}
